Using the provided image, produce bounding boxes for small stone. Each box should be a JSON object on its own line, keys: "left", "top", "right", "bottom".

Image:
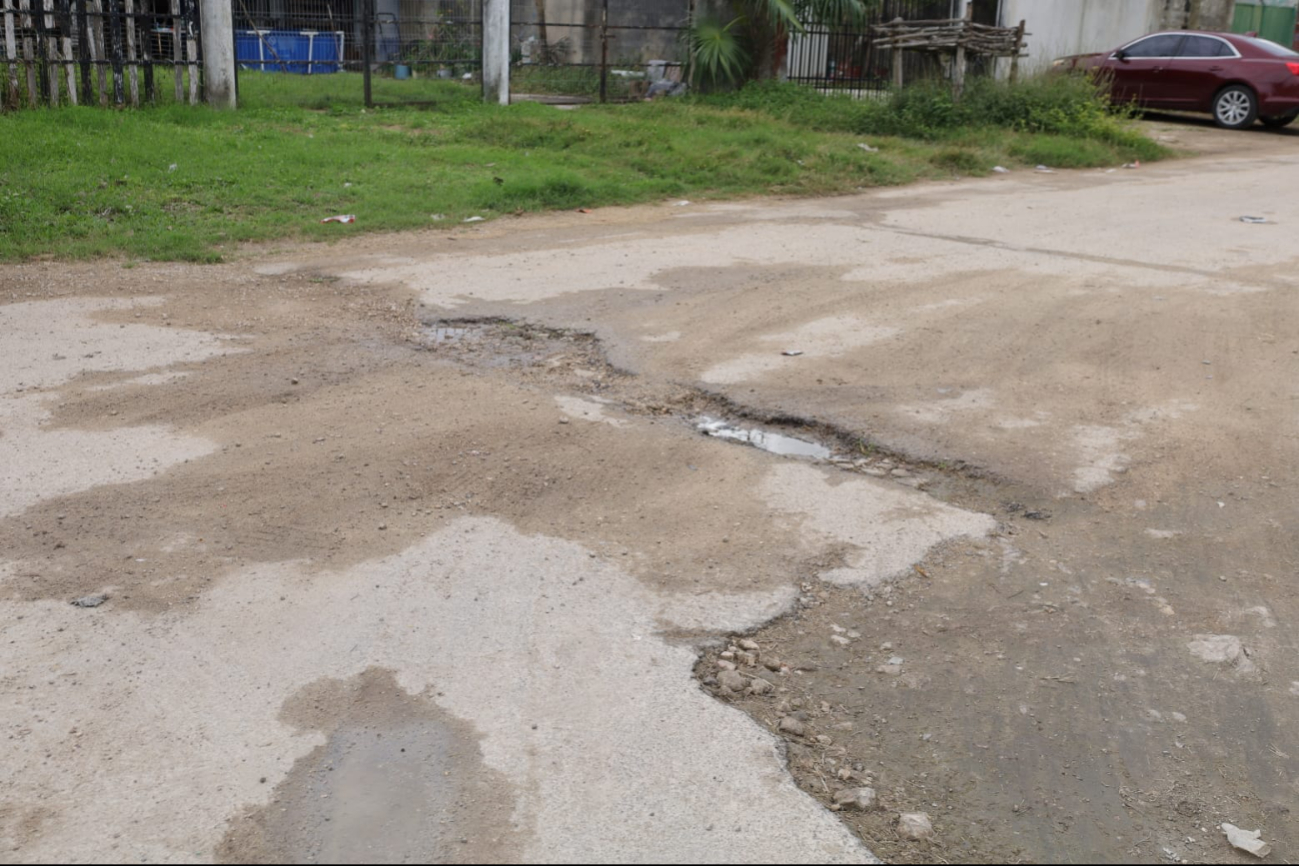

{"left": 830, "top": 635, "right": 852, "bottom": 647}
{"left": 738, "top": 651, "right": 758, "bottom": 667}
{"left": 898, "top": 812, "right": 934, "bottom": 841}
{"left": 880, "top": 642, "right": 894, "bottom": 651}
{"left": 739, "top": 639, "right": 760, "bottom": 652}
{"left": 720, "top": 651, "right": 735, "bottom": 661}
{"left": 717, "top": 659, "right": 737, "bottom": 672}
{"left": 748, "top": 677, "right": 774, "bottom": 696}
{"left": 763, "top": 658, "right": 783, "bottom": 672}
{"left": 888, "top": 656, "right": 905, "bottom": 666}
{"left": 833, "top": 787, "right": 878, "bottom": 812}
{"left": 778, "top": 716, "right": 807, "bottom": 737}
{"left": 815, "top": 735, "right": 833, "bottom": 745}
{"left": 378, "top": 523, "right": 387, "bottom": 531}
{"left": 837, "top": 768, "right": 853, "bottom": 781}
{"left": 290, "top": 378, "right": 300, "bottom": 385}
{"left": 832, "top": 721, "right": 855, "bottom": 731}
{"left": 71, "top": 594, "right": 108, "bottom": 608}
{"left": 717, "top": 670, "right": 747, "bottom": 693}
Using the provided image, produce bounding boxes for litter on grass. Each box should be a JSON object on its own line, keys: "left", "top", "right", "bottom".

{"left": 320, "top": 215, "right": 356, "bottom": 224}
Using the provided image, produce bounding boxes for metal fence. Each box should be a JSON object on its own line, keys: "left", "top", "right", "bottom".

{"left": 232, "top": 0, "right": 481, "bottom": 106}
{"left": 786, "top": 0, "right": 999, "bottom": 97}
{"left": 509, "top": 0, "right": 689, "bottom": 103}
{"left": 2, "top": 0, "right": 202, "bottom": 108}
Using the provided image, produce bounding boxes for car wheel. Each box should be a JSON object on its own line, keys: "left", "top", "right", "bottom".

{"left": 1260, "top": 113, "right": 1298, "bottom": 130}
{"left": 1213, "top": 85, "right": 1258, "bottom": 129}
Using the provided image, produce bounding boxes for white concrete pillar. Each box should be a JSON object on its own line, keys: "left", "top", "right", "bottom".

{"left": 483, "top": 0, "right": 509, "bottom": 105}
{"left": 200, "top": 0, "right": 236, "bottom": 108}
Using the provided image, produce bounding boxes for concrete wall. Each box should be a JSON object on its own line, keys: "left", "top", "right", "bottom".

{"left": 1000, "top": 0, "right": 1167, "bottom": 71}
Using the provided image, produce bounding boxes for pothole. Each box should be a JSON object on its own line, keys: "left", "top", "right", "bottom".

{"left": 697, "top": 416, "right": 833, "bottom": 460}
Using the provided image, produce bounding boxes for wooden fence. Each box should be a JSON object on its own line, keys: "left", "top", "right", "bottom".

{"left": 2, "top": 0, "right": 202, "bottom": 108}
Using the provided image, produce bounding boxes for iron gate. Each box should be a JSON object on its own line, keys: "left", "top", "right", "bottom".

{"left": 2, "top": 0, "right": 202, "bottom": 109}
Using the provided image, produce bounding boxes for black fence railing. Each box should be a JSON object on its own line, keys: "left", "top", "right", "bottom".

{"left": 786, "top": 0, "right": 981, "bottom": 97}
{"left": 233, "top": 0, "right": 481, "bottom": 105}
{"left": 509, "top": 0, "right": 689, "bottom": 103}
{"left": 2, "top": 0, "right": 202, "bottom": 108}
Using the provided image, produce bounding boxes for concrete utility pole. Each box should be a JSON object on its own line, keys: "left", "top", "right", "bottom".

{"left": 200, "top": 0, "right": 236, "bottom": 108}
{"left": 483, "top": 0, "right": 510, "bottom": 105}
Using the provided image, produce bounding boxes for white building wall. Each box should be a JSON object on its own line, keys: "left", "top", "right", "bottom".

{"left": 1000, "top": 0, "right": 1166, "bottom": 72}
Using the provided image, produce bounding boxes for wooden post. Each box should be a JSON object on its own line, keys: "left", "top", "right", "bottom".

{"left": 59, "top": 0, "right": 76, "bottom": 105}
{"left": 124, "top": 0, "right": 136, "bottom": 105}
{"left": 891, "top": 41, "right": 902, "bottom": 89}
{"left": 3, "top": 0, "right": 18, "bottom": 107}
{"left": 40, "top": 0, "right": 62, "bottom": 105}
{"left": 1009, "top": 19, "right": 1024, "bottom": 85}
{"left": 91, "top": 0, "right": 106, "bottom": 104}
{"left": 76, "top": 0, "right": 90, "bottom": 101}
{"left": 951, "top": 0, "right": 972, "bottom": 101}
{"left": 19, "top": 0, "right": 35, "bottom": 105}
{"left": 170, "top": 0, "right": 181, "bottom": 103}
{"left": 107, "top": 0, "right": 123, "bottom": 104}
{"left": 182, "top": 0, "right": 195, "bottom": 105}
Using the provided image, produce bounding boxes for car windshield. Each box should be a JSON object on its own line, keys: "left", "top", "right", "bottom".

{"left": 1239, "top": 36, "right": 1299, "bottom": 57}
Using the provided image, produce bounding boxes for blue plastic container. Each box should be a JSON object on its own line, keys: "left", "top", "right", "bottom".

{"left": 236, "top": 30, "right": 344, "bottom": 74}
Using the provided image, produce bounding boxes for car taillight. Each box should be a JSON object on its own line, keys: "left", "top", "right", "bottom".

{"left": 1287, "top": 61, "right": 1299, "bottom": 75}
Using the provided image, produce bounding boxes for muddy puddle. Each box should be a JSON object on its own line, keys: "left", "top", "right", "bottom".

{"left": 696, "top": 416, "right": 833, "bottom": 460}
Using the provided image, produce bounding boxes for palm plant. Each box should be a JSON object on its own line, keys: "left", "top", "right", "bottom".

{"left": 688, "top": 0, "right": 875, "bottom": 88}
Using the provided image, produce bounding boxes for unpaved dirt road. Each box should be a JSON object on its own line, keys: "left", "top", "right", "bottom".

{"left": 2, "top": 118, "right": 1297, "bottom": 864}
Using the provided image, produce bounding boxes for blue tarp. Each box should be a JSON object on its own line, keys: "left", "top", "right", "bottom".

{"left": 236, "top": 30, "right": 345, "bottom": 74}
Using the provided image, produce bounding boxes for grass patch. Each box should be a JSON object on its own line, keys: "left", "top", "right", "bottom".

{"left": 0, "top": 72, "right": 1168, "bottom": 263}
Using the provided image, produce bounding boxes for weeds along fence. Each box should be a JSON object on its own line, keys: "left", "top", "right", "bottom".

{"left": 2, "top": 0, "right": 202, "bottom": 108}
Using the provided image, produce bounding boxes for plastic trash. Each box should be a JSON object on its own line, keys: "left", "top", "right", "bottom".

{"left": 782, "top": 350, "right": 804, "bottom": 357}
{"left": 1221, "top": 824, "right": 1271, "bottom": 858}
{"left": 992, "top": 166, "right": 1009, "bottom": 173}
{"left": 1035, "top": 165, "right": 1054, "bottom": 173}
{"left": 463, "top": 216, "right": 485, "bottom": 223}
{"left": 430, "top": 214, "right": 446, "bottom": 221}
{"left": 1123, "top": 161, "right": 1141, "bottom": 169}
{"left": 858, "top": 142, "right": 880, "bottom": 153}
{"left": 320, "top": 214, "right": 356, "bottom": 224}
{"left": 1240, "top": 216, "right": 1268, "bottom": 224}
{"left": 672, "top": 200, "right": 691, "bottom": 206}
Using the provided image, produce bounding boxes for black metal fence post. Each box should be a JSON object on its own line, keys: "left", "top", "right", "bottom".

{"left": 142, "top": 0, "right": 154, "bottom": 103}
{"left": 32, "top": 0, "right": 49, "bottom": 104}
{"left": 75, "top": 0, "right": 91, "bottom": 100}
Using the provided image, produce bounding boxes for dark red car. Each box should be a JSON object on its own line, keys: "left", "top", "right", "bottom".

{"left": 1057, "top": 31, "right": 1299, "bottom": 129}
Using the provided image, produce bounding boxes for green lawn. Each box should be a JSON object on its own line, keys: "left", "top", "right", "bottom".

{"left": 0, "top": 73, "right": 1167, "bottom": 263}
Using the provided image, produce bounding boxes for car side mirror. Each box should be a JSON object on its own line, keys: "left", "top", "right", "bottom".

{"left": 1115, "top": 49, "right": 1129, "bottom": 62}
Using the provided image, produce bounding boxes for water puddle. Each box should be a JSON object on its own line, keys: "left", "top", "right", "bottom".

{"left": 429, "top": 326, "right": 480, "bottom": 344}
{"left": 696, "top": 417, "right": 832, "bottom": 460}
